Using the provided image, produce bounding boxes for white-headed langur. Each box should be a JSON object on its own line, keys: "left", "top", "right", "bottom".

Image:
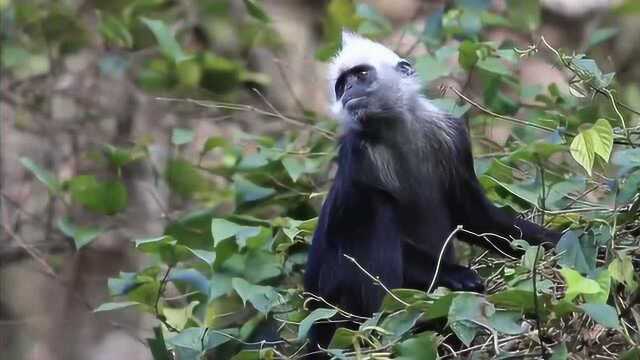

{"left": 304, "top": 32, "right": 562, "bottom": 351}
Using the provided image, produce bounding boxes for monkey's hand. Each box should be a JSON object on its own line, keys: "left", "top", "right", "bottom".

{"left": 438, "top": 264, "right": 484, "bottom": 293}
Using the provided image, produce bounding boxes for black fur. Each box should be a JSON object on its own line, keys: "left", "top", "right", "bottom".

{"left": 304, "top": 115, "right": 561, "bottom": 353}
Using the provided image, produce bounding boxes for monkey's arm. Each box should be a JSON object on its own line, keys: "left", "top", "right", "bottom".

{"left": 450, "top": 121, "right": 562, "bottom": 255}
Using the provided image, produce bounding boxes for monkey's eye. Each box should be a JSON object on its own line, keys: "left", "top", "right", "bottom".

{"left": 334, "top": 77, "right": 346, "bottom": 99}
{"left": 356, "top": 69, "right": 369, "bottom": 81}
{"left": 397, "top": 60, "right": 414, "bottom": 75}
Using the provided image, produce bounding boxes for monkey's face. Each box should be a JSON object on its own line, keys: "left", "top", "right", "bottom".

{"left": 332, "top": 61, "right": 419, "bottom": 130}
{"left": 328, "top": 32, "right": 423, "bottom": 133}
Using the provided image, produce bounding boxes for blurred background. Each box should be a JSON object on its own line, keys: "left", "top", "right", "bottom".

{"left": 2, "top": 0, "right": 640, "bottom": 359}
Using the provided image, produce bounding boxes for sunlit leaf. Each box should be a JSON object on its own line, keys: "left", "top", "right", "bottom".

{"left": 243, "top": 0, "right": 271, "bottom": 23}
{"left": 559, "top": 267, "right": 602, "bottom": 302}
{"left": 69, "top": 175, "right": 128, "bottom": 215}
{"left": 94, "top": 301, "right": 140, "bottom": 312}
{"left": 141, "top": 17, "right": 191, "bottom": 63}
{"left": 57, "top": 217, "right": 103, "bottom": 250}
{"left": 171, "top": 128, "right": 194, "bottom": 146}
{"left": 297, "top": 308, "right": 338, "bottom": 342}
{"left": 570, "top": 129, "right": 595, "bottom": 175}
{"left": 394, "top": 331, "right": 438, "bottom": 360}
{"left": 20, "top": 157, "right": 61, "bottom": 192}
{"left": 591, "top": 118, "right": 613, "bottom": 162}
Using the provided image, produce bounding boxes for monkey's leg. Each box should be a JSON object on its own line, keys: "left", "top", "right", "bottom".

{"left": 450, "top": 120, "right": 562, "bottom": 255}
{"left": 455, "top": 175, "right": 562, "bottom": 256}
{"left": 402, "top": 241, "right": 484, "bottom": 292}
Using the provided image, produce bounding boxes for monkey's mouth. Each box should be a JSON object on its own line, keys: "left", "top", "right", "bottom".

{"left": 344, "top": 96, "right": 367, "bottom": 111}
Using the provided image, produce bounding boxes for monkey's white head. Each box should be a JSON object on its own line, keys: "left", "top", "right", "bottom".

{"left": 328, "top": 32, "right": 426, "bottom": 130}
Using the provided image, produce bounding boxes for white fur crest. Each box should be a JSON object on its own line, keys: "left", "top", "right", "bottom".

{"left": 328, "top": 32, "right": 402, "bottom": 101}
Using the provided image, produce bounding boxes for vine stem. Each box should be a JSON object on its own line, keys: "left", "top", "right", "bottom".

{"left": 343, "top": 254, "right": 410, "bottom": 306}
{"left": 155, "top": 265, "right": 179, "bottom": 333}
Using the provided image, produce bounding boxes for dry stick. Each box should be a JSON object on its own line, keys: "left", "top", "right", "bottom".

{"left": 1, "top": 221, "right": 146, "bottom": 344}
{"left": 449, "top": 87, "right": 559, "bottom": 134}
{"left": 154, "top": 97, "right": 336, "bottom": 139}
{"left": 458, "top": 228, "right": 519, "bottom": 260}
{"left": 450, "top": 86, "right": 635, "bottom": 147}
{"left": 532, "top": 244, "right": 550, "bottom": 359}
{"left": 538, "top": 36, "right": 637, "bottom": 148}
{"left": 273, "top": 58, "right": 307, "bottom": 115}
{"left": 155, "top": 265, "right": 179, "bottom": 333}
{"left": 426, "top": 225, "right": 463, "bottom": 293}
{"left": 343, "top": 254, "right": 410, "bottom": 307}
{"left": 302, "top": 292, "right": 370, "bottom": 321}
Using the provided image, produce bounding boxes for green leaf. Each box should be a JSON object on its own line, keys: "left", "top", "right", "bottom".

{"left": 555, "top": 231, "right": 596, "bottom": 275}
{"left": 356, "top": 4, "right": 392, "bottom": 37}
{"left": 506, "top": 0, "right": 540, "bottom": 32}
{"left": 281, "top": 156, "right": 306, "bottom": 182}
{"left": 381, "top": 309, "right": 423, "bottom": 339}
{"left": 140, "top": 17, "right": 191, "bottom": 63}
{"left": 579, "top": 303, "right": 620, "bottom": 329}
{"left": 487, "top": 311, "right": 525, "bottom": 335}
{"left": 609, "top": 255, "right": 638, "bottom": 289}
{"left": 429, "top": 98, "right": 470, "bottom": 118}
{"left": 147, "top": 327, "right": 172, "bottom": 360}
{"left": 450, "top": 320, "right": 479, "bottom": 347}
{"left": 489, "top": 289, "right": 540, "bottom": 313}
{"left": 458, "top": 40, "right": 479, "bottom": 70}
{"left": 297, "top": 308, "right": 338, "bottom": 342}
{"left": 98, "top": 13, "right": 133, "bottom": 48}
{"left": 583, "top": 269, "right": 611, "bottom": 304}
{"left": 104, "top": 144, "right": 147, "bottom": 168}
{"left": 163, "top": 301, "right": 199, "bottom": 331}
{"left": 550, "top": 342, "right": 568, "bottom": 360}
{"left": 591, "top": 118, "right": 613, "bottom": 162}
{"left": 476, "top": 57, "right": 513, "bottom": 77}
{"left": 559, "top": 267, "right": 602, "bottom": 302}
{"left": 621, "top": 348, "right": 640, "bottom": 360}
{"left": 57, "top": 217, "right": 103, "bottom": 250}
{"left": 244, "top": 250, "right": 282, "bottom": 283}
{"left": 415, "top": 55, "right": 450, "bottom": 84}
{"left": 20, "top": 157, "right": 60, "bottom": 192}
{"left": 570, "top": 129, "right": 596, "bottom": 175}
{"left": 328, "top": 328, "right": 359, "bottom": 349}
{"left": 448, "top": 293, "right": 494, "bottom": 326}
{"left": 135, "top": 235, "right": 180, "bottom": 265}
{"left": 570, "top": 119, "right": 613, "bottom": 175}
{"left": 231, "top": 278, "right": 282, "bottom": 314}
{"left": 234, "top": 175, "right": 275, "bottom": 204}
{"left": 168, "top": 327, "right": 238, "bottom": 353}
{"left": 209, "top": 273, "right": 233, "bottom": 300}
{"left": 171, "top": 128, "right": 194, "bottom": 146}
{"left": 94, "top": 301, "right": 140, "bottom": 312}
{"left": 187, "top": 249, "right": 216, "bottom": 268}
{"left": 394, "top": 331, "right": 438, "bottom": 360}
{"left": 243, "top": 0, "right": 271, "bottom": 23}
{"left": 211, "top": 218, "right": 261, "bottom": 247}
{"left": 587, "top": 27, "right": 619, "bottom": 49}
{"left": 201, "top": 136, "right": 230, "bottom": 156}
{"left": 381, "top": 289, "right": 429, "bottom": 312}
{"left": 69, "top": 175, "right": 128, "bottom": 215}
{"left": 166, "top": 158, "right": 207, "bottom": 198}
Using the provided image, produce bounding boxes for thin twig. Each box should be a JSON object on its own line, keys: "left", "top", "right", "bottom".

{"left": 427, "top": 225, "right": 463, "bottom": 293}
{"left": 155, "top": 265, "right": 179, "bottom": 332}
{"left": 273, "top": 58, "right": 307, "bottom": 115}
{"left": 155, "top": 96, "right": 336, "bottom": 139}
{"left": 343, "top": 254, "right": 410, "bottom": 306}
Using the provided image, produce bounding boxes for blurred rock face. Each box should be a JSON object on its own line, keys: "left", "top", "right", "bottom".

{"left": 541, "top": 0, "right": 622, "bottom": 17}
{"left": 361, "top": 0, "right": 422, "bottom": 23}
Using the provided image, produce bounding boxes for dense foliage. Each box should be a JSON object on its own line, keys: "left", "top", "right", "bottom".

{"left": 4, "top": 0, "right": 640, "bottom": 358}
